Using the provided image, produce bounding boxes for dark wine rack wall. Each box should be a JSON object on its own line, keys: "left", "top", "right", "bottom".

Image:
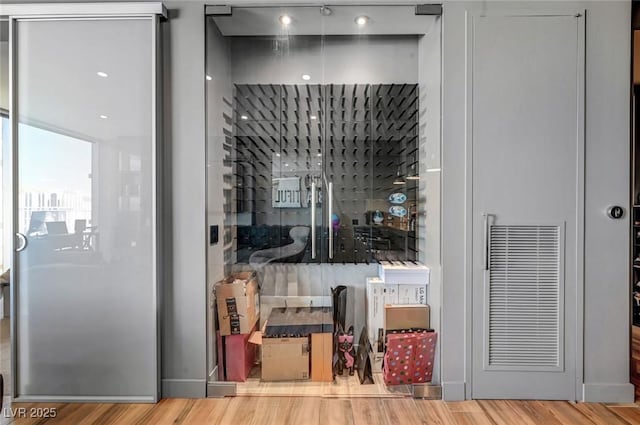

{"left": 229, "top": 83, "right": 419, "bottom": 264}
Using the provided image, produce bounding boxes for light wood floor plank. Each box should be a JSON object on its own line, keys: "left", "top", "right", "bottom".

{"left": 181, "top": 398, "right": 231, "bottom": 425}
{"left": 381, "top": 399, "right": 424, "bottom": 425}
{"left": 124, "top": 399, "right": 193, "bottom": 425}
{"left": 351, "top": 398, "right": 389, "bottom": 425}
{"left": 605, "top": 404, "right": 640, "bottom": 425}
{"left": 415, "top": 400, "right": 457, "bottom": 425}
{"left": 218, "top": 396, "right": 257, "bottom": 425}
{"left": 319, "top": 399, "right": 355, "bottom": 425}
{"left": 535, "top": 401, "right": 596, "bottom": 425}
{"left": 477, "top": 400, "right": 562, "bottom": 425}
{"left": 572, "top": 402, "right": 631, "bottom": 425}
{"left": 276, "top": 396, "right": 321, "bottom": 425}
{"left": 1, "top": 397, "right": 639, "bottom": 424}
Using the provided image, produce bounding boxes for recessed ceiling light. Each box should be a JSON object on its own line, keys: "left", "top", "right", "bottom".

{"left": 279, "top": 14, "right": 292, "bottom": 26}
{"left": 240, "top": 115, "right": 248, "bottom": 120}
{"left": 302, "top": 74, "right": 311, "bottom": 81}
{"left": 99, "top": 114, "right": 108, "bottom": 119}
{"left": 284, "top": 163, "right": 289, "bottom": 167}
{"left": 97, "top": 71, "right": 108, "bottom": 78}
{"left": 276, "top": 153, "right": 281, "bottom": 157}
{"left": 317, "top": 153, "right": 322, "bottom": 157}
{"left": 206, "top": 75, "right": 212, "bottom": 81}
{"left": 310, "top": 115, "right": 317, "bottom": 120}
{"left": 355, "top": 16, "right": 369, "bottom": 26}
{"left": 318, "top": 162, "right": 321, "bottom": 165}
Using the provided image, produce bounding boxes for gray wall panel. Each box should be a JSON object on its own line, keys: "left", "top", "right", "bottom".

{"left": 162, "top": 1, "right": 207, "bottom": 397}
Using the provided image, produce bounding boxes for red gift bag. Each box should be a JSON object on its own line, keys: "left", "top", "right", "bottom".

{"left": 383, "top": 331, "right": 437, "bottom": 385}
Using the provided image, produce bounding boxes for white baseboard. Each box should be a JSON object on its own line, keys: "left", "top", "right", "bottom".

{"left": 442, "top": 381, "right": 466, "bottom": 401}
{"left": 582, "top": 383, "right": 635, "bottom": 403}
{"left": 161, "top": 379, "right": 206, "bottom": 398}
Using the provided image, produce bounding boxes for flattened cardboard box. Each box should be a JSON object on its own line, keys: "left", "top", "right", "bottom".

{"left": 262, "top": 337, "right": 309, "bottom": 381}
{"left": 215, "top": 272, "right": 260, "bottom": 336}
{"left": 311, "top": 333, "right": 333, "bottom": 382}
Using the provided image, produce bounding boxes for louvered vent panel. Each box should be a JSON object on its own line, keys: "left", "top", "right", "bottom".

{"left": 488, "top": 225, "right": 561, "bottom": 369}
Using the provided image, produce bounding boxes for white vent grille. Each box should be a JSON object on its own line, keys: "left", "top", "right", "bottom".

{"left": 487, "top": 225, "right": 561, "bottom": 369}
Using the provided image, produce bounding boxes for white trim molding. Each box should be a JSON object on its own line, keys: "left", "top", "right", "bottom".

{"left": 442, "top": 381, "right": 466, "bottom": 401}
{"left": 162, "top": 379, "right": 207, "bottom": 399}
{"left": 0, "top": 2, "right": 167, "bottom": 19}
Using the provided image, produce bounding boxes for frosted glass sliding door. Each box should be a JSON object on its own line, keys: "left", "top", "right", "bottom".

{"left": 8, "top": 12, "right": 161, "bottom": 401}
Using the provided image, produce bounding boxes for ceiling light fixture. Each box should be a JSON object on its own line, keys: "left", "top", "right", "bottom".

{"left": 355, "top": 15, "right": 369, "bottom": 26}
{"left": 310, "top": 115, "right": 317, "bottom": 120}
{"left": 206, "top": 75, "right": 212, "bottom": 81}
{"left": 240, "top": 115, "right": 248, "bottom": 120}
{"left": 97, "top": 71, "right": 108, "bottom": 78}
{"left": 99, "top": 114, "right": 108, "bottom": 119}
{"left": 279, "top": 14, "right": 292, "bottom": 26}
{"left": 302, "top": 74, "right": 311, "bottom": 81}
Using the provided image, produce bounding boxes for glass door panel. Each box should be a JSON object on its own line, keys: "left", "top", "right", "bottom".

{"left": 13, "top": 17, "right": 158, "bottom": 400}
{"left": 206, "top": 5, "right": 432, "bottom": 393}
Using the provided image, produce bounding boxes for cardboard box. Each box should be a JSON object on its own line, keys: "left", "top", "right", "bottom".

{"left": 215, "top": 272, "right": 259, "bottom": 336}
{"left": 224, "top": 323, "right": 258, "bottom": 382}
{"left": 262, "top": 337, "right": 309, "bottom": 381}
{"left": 311, "top": 333, "right": 333, "bottom": 382}
{"left": 378, "top": 261, "right": 430, "bottom": 285}
{"left": 384, "top": 304, "right": 430, "bottom": 331}
{"left": 264, "top": 307, "right": 332, "bottom": 337}
{"left": 397, "top": 284, "right": 427, "bottom": 305}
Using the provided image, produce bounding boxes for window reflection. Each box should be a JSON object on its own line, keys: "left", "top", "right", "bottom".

{"left": 18, "top": 123, "right": 94, "bottom": 254}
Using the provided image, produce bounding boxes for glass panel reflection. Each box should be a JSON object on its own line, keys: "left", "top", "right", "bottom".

{"left": 231, "top": 82, "right": 419, "bottom": 264}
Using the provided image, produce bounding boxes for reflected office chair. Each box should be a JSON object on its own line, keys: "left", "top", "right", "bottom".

{"left": 249, "top": 226, "right": 310, "bottom": 269}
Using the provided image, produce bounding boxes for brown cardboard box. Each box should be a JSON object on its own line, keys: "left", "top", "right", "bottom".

{"left": 262, "top": 337, "right": 309, "bottom": 381}
{"left": 384, "top": 304, "right": 430, "bottom": 331}
{"left": 311, "top": 333, "right": 333, "bottom": 382}
{"left": 215, "top": 272, "right": 259, "bottom": 336}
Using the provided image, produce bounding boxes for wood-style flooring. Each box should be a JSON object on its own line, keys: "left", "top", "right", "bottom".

{"left": 0, "top": 398, "right": 637, "bottom": 424}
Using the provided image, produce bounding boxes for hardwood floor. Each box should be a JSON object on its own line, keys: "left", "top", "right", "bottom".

{"left": 0, "top": 398, "right": 637, "bottom": 424}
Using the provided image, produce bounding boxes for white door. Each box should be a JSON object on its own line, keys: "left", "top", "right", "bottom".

{"left": 470, "top": 12, "right": 584, "bottom": 399}
{"left": 5, "top": 3, "right": 164, "bottom": 401}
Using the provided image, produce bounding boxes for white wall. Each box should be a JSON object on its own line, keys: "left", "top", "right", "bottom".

{"left": 441, "top": 0, "right": 632, "bottom": 402}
